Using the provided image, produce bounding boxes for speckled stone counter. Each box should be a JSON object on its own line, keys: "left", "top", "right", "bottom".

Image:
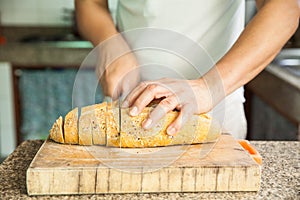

{"left": 0, "top": 140, "right": 298, "bottom": 199}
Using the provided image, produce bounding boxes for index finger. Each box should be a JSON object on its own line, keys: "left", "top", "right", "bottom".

{"left": 127, "top": 83, "right": 161, "bottom": 117}
{"left": 122, "top": 81, "right": 149, "bottom": 108}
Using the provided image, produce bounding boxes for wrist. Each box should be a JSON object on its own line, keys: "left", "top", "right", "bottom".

{"left": 196, "top": 67, "right": 226, "bottom": 108}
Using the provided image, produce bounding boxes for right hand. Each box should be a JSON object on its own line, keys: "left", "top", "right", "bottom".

{"left": 96, "top": 36, "right": 140, "bottom": 100}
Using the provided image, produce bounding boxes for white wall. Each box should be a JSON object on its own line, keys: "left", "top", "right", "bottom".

{"left": 0, "top": 62, "right": 16, "bottom": 158}
{"left": 0, "top": 0, "right": 74, "bottom": 26}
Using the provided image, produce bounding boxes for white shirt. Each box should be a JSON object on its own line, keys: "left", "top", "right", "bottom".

{"left": 110, "top": 0, "right": 248, "bottom": 139}
{"left": 117, "top": 0, "right": 244, "bottom": 60}
{"left": 114, "top": 0, "right": 245, "bottom": 103}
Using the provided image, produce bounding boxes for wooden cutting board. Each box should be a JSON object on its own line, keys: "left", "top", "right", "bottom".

{"left": 26, "top": 134, "right": 261, "bottom": 195}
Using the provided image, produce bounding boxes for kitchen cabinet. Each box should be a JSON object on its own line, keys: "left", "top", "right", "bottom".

{"left": 245, "top": 49, "right": 300, "bottom": 141}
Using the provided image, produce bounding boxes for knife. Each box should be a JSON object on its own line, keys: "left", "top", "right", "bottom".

{"left": 118, "top": 97, "right": 122, "bottom": 148}
{"left": 103, "top": 96, "right": 112, "bottom": 147}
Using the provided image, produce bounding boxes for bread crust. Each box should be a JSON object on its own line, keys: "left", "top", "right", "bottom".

{"left": 49, "top": 116, "right": 64, "bottom": 144}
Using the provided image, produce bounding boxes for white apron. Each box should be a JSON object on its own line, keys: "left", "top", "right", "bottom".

{"left": 112, "top": 0, "right": 247, "bottom": 139}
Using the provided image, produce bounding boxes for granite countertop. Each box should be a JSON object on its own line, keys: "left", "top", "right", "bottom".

{"left": 0, "top": 140, "right": 299, "bottom": 199}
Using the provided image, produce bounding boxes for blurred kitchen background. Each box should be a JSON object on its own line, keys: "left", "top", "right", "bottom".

{"left": 0, "top": 0, "right": 299, "bottom": 162}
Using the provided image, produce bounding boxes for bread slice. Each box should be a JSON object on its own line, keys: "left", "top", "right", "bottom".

{"left": 106, "top": 103, "right": 121, "bottom": 147}
{"left": 49, "top": 116, "right": 64, "bottom": 144}
{"left": 64, "top": 108, "right": 78, "bottom": 144}
{"left": 79, "top": 105, "right": 93, "bottom": 145}
{"left": 92, "top": 102, "right": 107, "bottom": 145}
{"left": 78, "top": 103, "right": 107, "bottom": 145}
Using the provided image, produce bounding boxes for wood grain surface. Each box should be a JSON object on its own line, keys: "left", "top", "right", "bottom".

{"left": 26, "top": 134, "right": 261, "bottom": 195}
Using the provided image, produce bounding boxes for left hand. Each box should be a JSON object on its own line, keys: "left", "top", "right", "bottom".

{"left": 122, "top": 78, "right": 216, "bottom": 136}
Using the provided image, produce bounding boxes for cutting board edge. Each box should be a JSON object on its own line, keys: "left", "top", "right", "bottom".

{"left": 27, "top": 164, "right": 261, "bottom": 195}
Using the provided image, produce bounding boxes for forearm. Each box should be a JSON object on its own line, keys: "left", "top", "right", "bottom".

{"left": 214, "top": 0, "right": 299, "bottom": 96}
{"left": 75, "top": 0, "right": 118, "bottom": 46}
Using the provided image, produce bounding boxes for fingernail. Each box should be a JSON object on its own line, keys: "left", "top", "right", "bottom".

{"left": 143, "top": 118, "right": 152, "bottom": 129}
{"left": 129, "top": 106, "right": 138, "bottom": 116}
{"left": 122, "top": 100, "right": 129, "bottom": 108}
{"left": 167, "top": 127, "right": 177, "bottom": 136}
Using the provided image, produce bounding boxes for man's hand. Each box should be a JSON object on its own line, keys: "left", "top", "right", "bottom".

{"left": 123, "top": 76, "right": 222, "bottom": 136}
{"left": 98, "top": 52, "right": 140, "bottom": 99}
{"left": 96, "top": 36, "right": 140, "bottom": 99}
{"left": 75, "top": 0, "right": 140, "bottom": 99}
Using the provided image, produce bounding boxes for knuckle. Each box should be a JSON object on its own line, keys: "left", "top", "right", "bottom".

{"left": 139, "top": 81, "right": 148, "bottom": 87}
{"left": 181, "top": 108, "right": 193, "bottom": 123}
{"left": 134, "top": 98, "right": 143, "bottom": 107}
{"left": 149, "top": 107, "right": 165, "bottom": 123}
{"left": 176, "top": 104, "right": 182, "bottom": 110}
{"left": 160, "top": 97, "right": 177, "bottom": 109}
{"left": 146, "top": 84, "right": 157, "bottom": 92}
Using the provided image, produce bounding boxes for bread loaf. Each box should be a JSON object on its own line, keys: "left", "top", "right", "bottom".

{"left": 49, "top": 102, "right": 221, "bottom": 147}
